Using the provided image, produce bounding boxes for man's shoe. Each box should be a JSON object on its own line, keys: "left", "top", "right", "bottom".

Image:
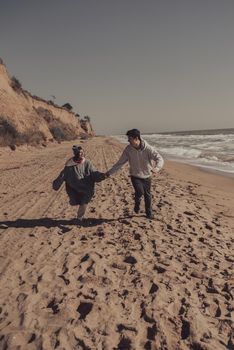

{"left": 146, "top": 213, "right": 154, "bottom": 220}
{"left": 134, "top": 204, "right": 140, "bottom": 214}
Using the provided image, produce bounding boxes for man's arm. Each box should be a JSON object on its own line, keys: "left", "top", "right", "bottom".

{"left": 106, "top": 149, "right": 128, "bottom": 176}
{"left": 149, "top": 147, "right": 164, "bottom": 172}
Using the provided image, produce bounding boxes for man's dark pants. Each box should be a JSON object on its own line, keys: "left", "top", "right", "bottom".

{"left": 130, "top": 176, "right": 152, "bottom": 215}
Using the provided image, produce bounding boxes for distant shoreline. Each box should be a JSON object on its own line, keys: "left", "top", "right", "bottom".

{"left": 111, "top": 127, "right": 234, "bottom": 136}
{"left": 144, "top": 127, "right": 234, "bottom": 135}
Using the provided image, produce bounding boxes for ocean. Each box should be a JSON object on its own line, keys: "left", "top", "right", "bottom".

{"left": 114, "top": 128, "right": 234, "bottom": 177}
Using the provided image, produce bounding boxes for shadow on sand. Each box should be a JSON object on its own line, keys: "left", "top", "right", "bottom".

{"left": 0, "top": 214, "right": 143, "bottom": 230}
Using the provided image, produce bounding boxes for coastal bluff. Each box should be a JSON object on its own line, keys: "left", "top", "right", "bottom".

{"left": 0, "top": 59, "right": 94, "bottom": 147}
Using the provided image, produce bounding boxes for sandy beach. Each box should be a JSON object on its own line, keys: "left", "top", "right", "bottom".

{"left": 0, "top": 136, "right": 233, "bottom": 350}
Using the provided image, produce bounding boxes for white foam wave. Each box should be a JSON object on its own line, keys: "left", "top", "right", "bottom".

{"left": 159, "top": 147, "right": 202, "bottom": 159}
{"left": 113, "top": 132, "right": 234, "bottom": 175}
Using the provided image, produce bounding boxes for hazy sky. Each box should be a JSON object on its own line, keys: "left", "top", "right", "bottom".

{"left": 1, "top": 0, "right": 234, "bottom": 134}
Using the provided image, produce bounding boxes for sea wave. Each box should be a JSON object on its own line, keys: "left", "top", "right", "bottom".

{"left": 113, "top": 130, "right": 234, "bottom": 176}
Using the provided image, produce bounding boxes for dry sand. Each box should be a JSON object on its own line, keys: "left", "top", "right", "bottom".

{"left": 0, "top": 137, "right": 233, "bottom": 350}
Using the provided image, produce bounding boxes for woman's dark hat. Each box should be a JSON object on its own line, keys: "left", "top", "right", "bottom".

{"left": 72, "top": 145, "right": 83, "bottom": 154}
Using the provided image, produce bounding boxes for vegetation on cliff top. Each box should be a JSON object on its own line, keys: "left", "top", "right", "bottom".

{"left": 0, "top": 60, "right": 94, "bottom": 148}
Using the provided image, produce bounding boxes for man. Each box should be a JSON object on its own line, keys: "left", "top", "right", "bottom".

{"left": 106, "top": 129, "right": 164, "bottom": 219}
{"left": 53, "top": 145, "right": 105, "bottom": 222}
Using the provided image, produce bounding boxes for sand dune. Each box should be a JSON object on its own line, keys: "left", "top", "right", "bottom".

{"left": 0, "top": 137, "right": 233, "bottom": 350}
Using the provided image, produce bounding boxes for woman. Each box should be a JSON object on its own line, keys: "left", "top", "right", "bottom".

{"left": 53, "top": 145, "right": 105, "bottom": 222}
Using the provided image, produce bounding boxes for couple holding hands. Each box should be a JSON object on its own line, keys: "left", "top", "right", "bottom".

{"left": 53, "top": 129, "right": 164, "bottom": 223}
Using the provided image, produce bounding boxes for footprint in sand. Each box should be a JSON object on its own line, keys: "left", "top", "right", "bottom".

{"left": 77, "top": 302, "right": 93, "bottom": 320}
{"left": 153, "top": 265, "right": 166, "bottom": 274}
{"left": 58, "top": 274, "right": 70, "bottom": 285}
{"left": 124, "top": 256, "right": 137, "bottom": 265}
{"left": 114, "top": 336, "right": 132, "bottom": 350}
{"left": 149, "top": 282, "right": 158, "bottom": 294}
{"left": 147, "top": 323, "right": 157, "bottom": 341}
{"left": 47, "top": 298, "right": 61, "bottom": 314}
{"left": 140, "top": 302, "right": 156, "bottom": 324}
{"left": 181, "top": 319, "right": 190, "bottom": 340}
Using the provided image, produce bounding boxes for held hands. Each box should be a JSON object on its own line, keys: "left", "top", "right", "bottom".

{"left": 92, "top": 172, "right": 108, "bottom": 182}
{"left": 95, "top": 172, "right": 110, "bottom": 182}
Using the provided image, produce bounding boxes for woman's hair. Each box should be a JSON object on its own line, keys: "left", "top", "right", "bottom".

{"left": 72, "top": 145, "right": 83, "bottom": 154}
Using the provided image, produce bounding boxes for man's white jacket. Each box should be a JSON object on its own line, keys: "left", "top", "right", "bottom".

{"left": 108, "top": 139, "right": 164, "bottom": 179}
